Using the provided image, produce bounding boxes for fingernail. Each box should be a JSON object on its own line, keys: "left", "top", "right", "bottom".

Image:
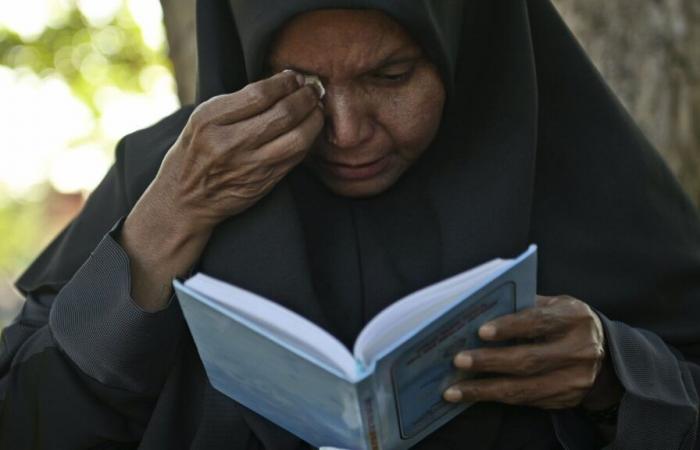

{"left": 480, "top": 324, "right": 496, "bottom": 339}
{"left": 444, "top": 388, "right": 462, "bottom": 402}
{"left": 283, "top": 69, "right": 305, "bottom": 87}
{"left": 455, "top": 353, "right": 472, "bottom": 369}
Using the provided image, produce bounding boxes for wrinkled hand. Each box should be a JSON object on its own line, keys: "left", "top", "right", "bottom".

{"left": 119, "top": 70, "right": 324, "bottom": 311}
{"left": 443, "top": 296, "right": 608, "bottom": 410}
{"left": 151, "top": 70, "right": 325, "bottom": 234}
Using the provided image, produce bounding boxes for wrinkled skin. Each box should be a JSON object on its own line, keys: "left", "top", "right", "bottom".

{"left": 120, "top": 9, "right": 620, "bottom": 418}
{"left": 267, "top": 9, "right": 447, "bottom": 198}
{"left": 443, "top": 296, "right": 621, "bottom": 412}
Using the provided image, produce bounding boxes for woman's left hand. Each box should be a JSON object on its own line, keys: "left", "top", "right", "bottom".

{"left": 443, "top": 295, "right": 614, "bottom": 410}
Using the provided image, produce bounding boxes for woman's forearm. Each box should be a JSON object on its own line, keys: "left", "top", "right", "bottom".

{"left": 118, "top": 182, "right": 213, "bottom": 312}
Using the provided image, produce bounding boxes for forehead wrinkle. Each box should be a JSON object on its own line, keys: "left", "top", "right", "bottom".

{"left": 268, "top": 9, "right": 417, "bottom": 79}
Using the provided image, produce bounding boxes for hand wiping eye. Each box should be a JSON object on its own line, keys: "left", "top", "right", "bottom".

{"left": 303, "top": 74, "right": 326, "bottom": 99}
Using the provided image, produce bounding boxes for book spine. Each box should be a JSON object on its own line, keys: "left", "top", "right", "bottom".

{"left": 357, "top": 374, "right": 381, "bottom": 450}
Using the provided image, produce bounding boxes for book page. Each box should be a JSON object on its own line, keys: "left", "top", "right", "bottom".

{"left": 186, "top": 274, "right": 359, "bottom": 380}
{"left": 353, "top": 258, "right": 509, "bottom": 366}
{"left": 177, "top": 283, "right": 367, "bottom": 448}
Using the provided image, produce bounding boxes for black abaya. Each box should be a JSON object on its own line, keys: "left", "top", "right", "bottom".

{"left": 2, "top": 1, "right": 700, "bottom": 449}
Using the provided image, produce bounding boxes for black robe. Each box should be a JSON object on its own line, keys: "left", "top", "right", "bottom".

{"left": 2, "top": 0, "right": 700, "bottom": 449}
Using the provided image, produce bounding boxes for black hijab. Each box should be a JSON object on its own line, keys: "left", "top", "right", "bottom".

{"left": 14, "top": 0, "right": 700, "bottom": 448}
{"left": 190, "top": 0, "right": 538, "bottom": 349}
{"left": 190, "top": 0, "right": 700, "bottom": 348}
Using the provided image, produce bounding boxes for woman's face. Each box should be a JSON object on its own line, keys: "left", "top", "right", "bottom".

{"left": 267, "top": 9, "right": 446, "bottom": 198}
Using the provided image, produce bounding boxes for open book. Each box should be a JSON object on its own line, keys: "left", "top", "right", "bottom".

{"left": 174, "top": 245, "right": 537, "bottom": 450}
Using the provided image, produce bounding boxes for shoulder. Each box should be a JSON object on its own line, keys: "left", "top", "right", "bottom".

{"left": 116, "top": 105, "right": 195, "bottom": 206}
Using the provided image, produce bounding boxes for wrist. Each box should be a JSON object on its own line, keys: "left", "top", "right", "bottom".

{"left": 579, "top": 348, "right": 624, "bottom": 412}
{"left": 119, "top": 184, "right": 213, "bottom": 312}
{"left": 131, "top": 181, "right": 215, "bottom": 246}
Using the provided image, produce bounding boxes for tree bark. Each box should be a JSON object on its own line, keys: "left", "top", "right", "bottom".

{"left": 160, "top": 0, "right": 197, "bottom": 105}
{"left": 158, "top": 0, "right": 700, "bottom": 205}
{"left": 552, "top": 0, "right": 700, "bottom": 205}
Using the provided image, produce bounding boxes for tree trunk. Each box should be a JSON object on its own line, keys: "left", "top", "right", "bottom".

{"left": 551, "top": 0, "right": 700, "bottom": 205}
{"left": 159, "top": 0, "right": 700, "bottom": 205}
{"left": 160, "top": 0, "right": 197, "bottom": 105}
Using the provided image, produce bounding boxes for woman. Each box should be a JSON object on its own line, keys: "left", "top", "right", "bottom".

{"left": 1, "top": 0, "right": 699, "bottom": 448}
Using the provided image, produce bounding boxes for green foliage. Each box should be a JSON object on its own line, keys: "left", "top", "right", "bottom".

{"left": 0, "top": 198, "right": 45, "bottom": 277}
{"left": 0, "top": 3, "right": 173, "bottom": 276}
{"left": 0, "top": 5, "right": 172, "bottom": 113}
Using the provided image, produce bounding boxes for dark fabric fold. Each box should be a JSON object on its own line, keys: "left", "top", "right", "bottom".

{"left": 49, "top": 217, "right": 184, "bottom": 394}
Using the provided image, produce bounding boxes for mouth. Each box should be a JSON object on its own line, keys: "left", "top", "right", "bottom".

{"left": 319, "top": 155, "right": 391, "bottom": 181}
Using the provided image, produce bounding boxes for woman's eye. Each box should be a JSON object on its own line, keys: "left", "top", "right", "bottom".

{"left": 371, "top": 67, "right": 414, "bottom": 84}
{"left": 378, "top": 72, "right": 409, "bottom": 81}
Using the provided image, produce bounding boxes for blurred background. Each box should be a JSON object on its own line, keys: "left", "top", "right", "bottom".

{"left": 1, "top": 0, "right": 699, "bottom": 328}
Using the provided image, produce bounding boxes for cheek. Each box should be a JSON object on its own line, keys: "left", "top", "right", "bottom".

{"left": 372, "top": 71, "right": 445, "bottom": 160}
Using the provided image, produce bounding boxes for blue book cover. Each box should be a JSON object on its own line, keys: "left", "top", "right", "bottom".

{"left": 174, "top": 245, "right": 537, "bottom": 450}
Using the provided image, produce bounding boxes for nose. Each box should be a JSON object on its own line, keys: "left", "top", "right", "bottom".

{"left": 323, "top": 85, "right": 374, "bottom": 149}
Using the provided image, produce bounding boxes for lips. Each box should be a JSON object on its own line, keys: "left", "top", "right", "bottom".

{"left": 319, "top": 155, "right": 391, "bottom": 180}
{"left": 323, "top": 157, "right": 385, "bottom": 168}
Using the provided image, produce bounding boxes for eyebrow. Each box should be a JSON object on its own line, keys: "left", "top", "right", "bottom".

{"left": 278, "top": 48, "right": 423, "bottom": 78}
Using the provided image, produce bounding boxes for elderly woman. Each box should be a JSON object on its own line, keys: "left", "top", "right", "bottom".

{"left": 1, "top": 0, "right": 700, "bottom": 449}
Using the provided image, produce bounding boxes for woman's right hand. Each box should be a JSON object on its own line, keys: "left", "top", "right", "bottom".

{"left": 119, "top": 70, "right": 324, "bottom": 311}
{"left": 153, "top": 70, "right": 324, "bottom": 233}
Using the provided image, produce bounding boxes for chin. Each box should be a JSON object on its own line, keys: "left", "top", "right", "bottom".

{"left": 302, "top": 154, "right": 409, "bottom": 198}
{"left": 316, "top": 169, "right": 404, "bottom": 198}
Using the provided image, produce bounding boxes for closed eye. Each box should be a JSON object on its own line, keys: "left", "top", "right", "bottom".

{"left": 376, "top": 71, "right": 410, "bottom": 81}
{"left": 370, "top": 65, "right": 415, "bottom": 85}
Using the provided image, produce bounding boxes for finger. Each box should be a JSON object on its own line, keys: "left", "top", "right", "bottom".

{"left": 536, "top": 295, "right": 558, "bottom": 307}
{"left": 443, "top": 372, "right": 565, "bottom": 406}
{"left": 250, "top": 105, "right": 324, "bottom": 164}
{"left": 528, "top": 388, "right": 588, "bottom": 410}
{"left": 208, "top": 141, "right": 310, "bottom": 194}
{"left": 209, "top": 105, "right": 323, "bottom": 190}
{"left": 203, "top": 70, "right": 305, "bottom": 125}
{"left": 478, "top": 303, "right": 571, "bottom": 341}
{"left": 454, "top": 342, "right": 569, "bottom": 376}
{"left": 227, "top": 84, "right": 321, "bottom": 152}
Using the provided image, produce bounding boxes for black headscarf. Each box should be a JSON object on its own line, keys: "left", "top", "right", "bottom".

{"left": 190, "top": 0, "right": 540, "bottom": 349}
{"left": 189, "top": 0, "right": 700, "bottom": 347}
{"left": 14, "top": 0, "right": 700, "bottom": 448}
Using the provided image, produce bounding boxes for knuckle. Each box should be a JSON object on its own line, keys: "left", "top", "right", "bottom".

{"left": 578, "top": 345, "right": 603, "bottom": 363}
{"left": 589, "top": 343, "right": 605, "bottom": 361}
{"left": 248, "top": 164, "right": 274, "bottom": 184}
{"left": 286, "top": 128, "right": 306, "bottom": 149}
{"left": 572, "top": 301, "right": 592, "bottom": 318}
{"left": 243, "top": 84, "right": 267, "bottom": 109}
{"left": 502, "top": 386, "right": 527, "bottom": 404}
{"left": 195, "top": 130, "right": 216, "bottom": 156}
{"left": 568, "top": 366, "right": 597, "bottom": 390}
{"left": 188, "top": 128, "right": 219, "bottom": 161}
{"left": 568, "top": 340, "right": 604, "bottom": 364}
{"left": 230, "top": 124, "right": 260, "bottom": 151}
{"left": 274, "top": 145, "right": 299, "bottom": 164}
{"left": 262, "top": 110, "right": 293, "bottom": 137}
{"left": 518, "top": 352, "right": 542, "bottom": 375}
{"left": 532, "top": 307, "right": 548, "bottom": 322}
{"left": 276, "top": 102, "right": 296, "bottom": 124}
{"left": 233, "top": 185, "right": 261, "bottom": 200}
{"left": 190, "top": 106, "right": 210, "bottom": 131}
{"left": 570, "top": 373, "right": 595, "bottom": 391}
